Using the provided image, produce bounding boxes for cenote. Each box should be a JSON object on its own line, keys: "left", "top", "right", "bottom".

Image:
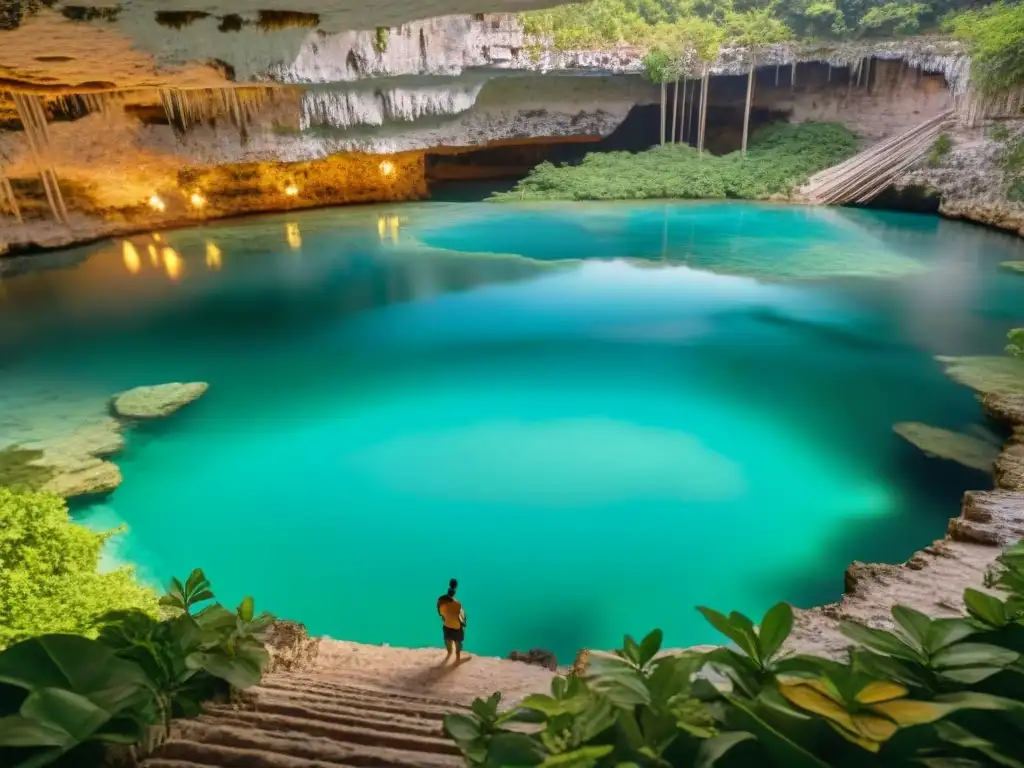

{"left": 1, "top": 200, "right": 1023, "bottom": 662}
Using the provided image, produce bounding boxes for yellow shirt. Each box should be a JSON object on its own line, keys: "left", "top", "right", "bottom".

{"left": 439, "top": 599, "right": 465, "bottom": 629}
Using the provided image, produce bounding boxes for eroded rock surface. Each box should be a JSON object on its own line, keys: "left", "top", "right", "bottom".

{"left": 508, "top": 648, "right": 558, "bottom": 671}
{"left": 113, "top": 382, "right": 209, "bottom": 419}
{"left": 935, "top": 355, "right": 1024, "bottom": 396}
{"left": 264, "top": 621, "right": 321, "bottom": 674}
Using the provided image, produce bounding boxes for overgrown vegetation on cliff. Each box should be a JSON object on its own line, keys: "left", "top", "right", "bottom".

{"left": 521, "top": 0, "right": 1000, "bottom": 50}
{"left": 446, "top": 536, "right": 1024, "bottom": 766}
{"left": 0, "top": 487, "right": 159, "bottom": 648}
{"left": 490, "top": 122, "right": 857, "bottom": 202}
{"left": 945, "top": 1, "right": 1024, "bottom": 94}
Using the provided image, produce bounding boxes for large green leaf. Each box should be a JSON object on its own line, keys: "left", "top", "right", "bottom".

{"left": 839, "top": 621, "right": 922, "bottom": 662}
{"left": 695, "top": 731, "right": 756, "bottom": 768}
{"left": 963, "top": 589, "right": 1009, "bottom": 629}
{"left": 539, "top": 745, "right": 613, "bottom": 767}
{"left": 726, "top": 695, "right": 829, "bottom": 768}
{"left": 934, "top": 721, "right": 1024, "bottom": 768}
{"left": 0, "top": 715, "right": 69, "bottom": 747}
{"left": 892, "top": 605, "right": 932, "bottom": 652}
{"left": 637, "top": 630, "right": 663, "bottom": 668}
{"left": 186, "top": 648, "right": 263, "bottom": 690}
{"left": 698, "top": 608, "right": 758, "bottom": 662}
{"left": 758, "top": 603, "right": 794, "bottom": 662}
{"left": 0, "top": 636, "right": 151, "bottom": 715}
{"left": 20, "top": 689, "right": 116, "bottom": 744}
{"left": 236, "top": 596, "right": 255, "bottom": 623}
{"left": 486, "top": 732, "right": 547, "bottom": 767}
{"left": 586, "top": 655, "right": 651, "bottom": 708}
{"left": 932, "top": 643, "right": 1019, "bottom": 671}
{"left": 925, "top": 619, "right": 978, "bottom": 654}
{"left": 727, "top": 612, "right": 762, "bottom": 665}
{"left": 444, "top": 713, "right": 482, "bottom": 742}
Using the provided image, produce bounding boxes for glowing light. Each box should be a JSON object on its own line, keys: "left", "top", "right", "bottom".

{"left": 388, "top": 215, "right": 399, "bottom": 241}
{"left": 377, "top": 216, "right": 386, "bottom": 239}
{"left": 152, "top": 233, "right": 162, "bottom": 242}
{"left": 377, "top": 215, "right": 400, "bottom": 243}
{"left": 205, "top": 241, "right": 222, "bottom": 270}
{"left": 190, "top": 192, "right": 206, "bottom": 208}
{"left": 147, "top": 243, "right": 159, "bottom": 265}
{"left": 148, "top": 195, "right": 166, "bottom": 213}
{"left": 162, "top": 246, "right": 182, "bottom": 281}
{"left": 121, "top": 241, "right": 141, "bottom": 274}
{"left": 286, "top": 222, "right": 301, "bottom": 250}
{"left": 284, "top": 184, "right": 299, "bottom": 197}
{"left": 379, "top": 160, "right": 395, "bottom": 177}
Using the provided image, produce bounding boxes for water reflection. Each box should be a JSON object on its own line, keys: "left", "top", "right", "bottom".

{"left": 121, "top": 241, "right": 141, "bottom": 274}
{"left": 205, "top": 242, "right": 222, "bottom": 271}
{"left": 377, "top": 215, "right": 400, "bottom": 243}
{"left": 161, "top": 247, "right": 182, "bottom": 281}
{"left": 147, "top": 243, "right": 159, "bottom": 266}
{"left": 285, "top": 222, "right": 301, "bottom": 250}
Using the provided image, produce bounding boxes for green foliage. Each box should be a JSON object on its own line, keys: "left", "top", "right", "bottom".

{"left": 928, "top": 133, "right": 953, "bottom": 166}
{"left": 520, "top": 0, "right": 997, "bottom": 51}
{"left": 0, "top": 488, "right": 159, "bottom": 649}
{"left": 988, "top": 122, "right": 1011, "bottom": 142}
{"left": 1007, "top": 328, "right": 1024, "bottom": 358}
{"left": 0, "top": 568, "right": 275, "bottom": 767}
{"left": 946, "top": 2, "right": 1024, "bottom": 94}
{"left": 491, "top": 122, "right": 858, "bottom": 202}
{"left": 449, "top": 539, "right": 1024, "bottom": 766}
{"left": 373, "top": 26, "right": 389, "bottom": 54}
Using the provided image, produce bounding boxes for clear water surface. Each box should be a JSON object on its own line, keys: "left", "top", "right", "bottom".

{"left": 1, "top": 201, "right": 1022, "bottom": 661}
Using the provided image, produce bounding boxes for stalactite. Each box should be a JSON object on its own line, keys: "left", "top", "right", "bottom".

{"left": 1, "top": 175, "right": 22, "bottom": 225}
{"left": 864, "top": 57, "right": 871, "bottom": 92}
{"left": 159, "top": 86, "right": 278, "bottom": 140}
{"left": 827, "top": 63, "right": 832, "bottom": 82}
{"left": 775, "top": 64, "right": 779, "bottom": 87}
{"left": 791, "top": 61, "right": 797, "bottom": 90}
{"left": 11, "top": 92, "right": 69, "bottom": 226}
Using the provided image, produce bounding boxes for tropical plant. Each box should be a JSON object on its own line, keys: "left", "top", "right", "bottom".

{"left": 0, "top": 568, "right": 274, "bottom": 768}
{"left": 1005, "top": 328, "right": 1023, "bottom": 358}
{"left": 491, "top": 121, "right": 858, "bottom": 202}
{"left": 447, "top": 537, "right": 1024, "bottom": 766}
{"left": 928, "top": 133, "right": 953, "bottom": 166}
{"left": 946, "top": 2, "right": 1024, "bottom": 95}
{"left": 0, "top": 488, "right": 159, "bottom": 649}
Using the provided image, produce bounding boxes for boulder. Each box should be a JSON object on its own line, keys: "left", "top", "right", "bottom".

{"left": 264, "top": 621, "right": 320, "bottom": 674}
{"left": 508, "top": 648, "right": 558, "bottom": 671}
{"left": 113, "top": 382, "right": 209, "bottom": 419}
{"left": 893, "top": 422, "right": 1000, "bottom": 472}
{"left": 41, "top": 455, "right": 122, "bottom": 499}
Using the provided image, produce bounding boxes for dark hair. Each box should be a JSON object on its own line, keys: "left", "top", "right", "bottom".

{"left": 447, "top": 578, "right": 458, "bottom": 598}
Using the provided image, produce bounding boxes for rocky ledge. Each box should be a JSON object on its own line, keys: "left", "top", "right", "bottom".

{"left": 0, "top": 380, "right": 209, "bottom": 499}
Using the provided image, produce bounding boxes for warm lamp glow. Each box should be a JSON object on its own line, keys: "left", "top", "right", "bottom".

{"left": 379, "top": 160, "right": 395, "bottom": 177}
{"left": 284, "top": 184, "right": 299, "bottom": 197}
{"left": 162, "top": 246, "right": 182, "bottom": 281}
{"left": 121, "top": 241, "right": 141, "bottom": 274}
{"left": 205, "top": 241, "right": 222, "bottom": 270}
{"left": 148, "top": 195, "right": 166, "bottom": 213}
{"left": 286, "top": 222, "right": 301, "bottom": 250}
{"left": 190, "top": 192, "right": 206, "bottom": 208}
{"left": 152, "top": 233, "right": 162, "bottom": 242}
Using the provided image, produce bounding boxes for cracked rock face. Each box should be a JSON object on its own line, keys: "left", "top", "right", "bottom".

{"left": 112, "top": 382, "right": 209, "bottom": 419}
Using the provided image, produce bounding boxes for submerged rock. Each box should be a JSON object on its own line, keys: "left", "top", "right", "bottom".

{"left": 893, "top": 422, "right": 999, "bottom": 472}
{"left": 112, "top": 382, "right": 209, "bottom": 419}
{"left": 0, "top": 447, "right": 55, "bottom": 490}
{"left": 1001, "top": 261, "right": 1024, "bottom": 274}
{"left": 935, "top": 355, "right": 1024, "bottom": 396}
{"left": 40, "top": 455, "right": 122, "bottom": 499}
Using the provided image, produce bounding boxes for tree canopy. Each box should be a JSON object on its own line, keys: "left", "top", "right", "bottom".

{"left": 0, "top": 487, "right": 159, "bottom": 648}
{"left": 521, "top": 0, "right": 1009, "bottom": 50}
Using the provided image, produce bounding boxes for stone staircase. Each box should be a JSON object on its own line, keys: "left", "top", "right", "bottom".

{"left": 139, "top": 637, "right": 556, "bottom": 768}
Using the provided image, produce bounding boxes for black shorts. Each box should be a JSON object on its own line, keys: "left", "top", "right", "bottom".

{"left": 443, "top": 626, "right": 464, "bottom": 644}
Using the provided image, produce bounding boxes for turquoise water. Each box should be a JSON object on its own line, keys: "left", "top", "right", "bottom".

{"left": 1, "top": 201, "right": 1022, "bottom": 661}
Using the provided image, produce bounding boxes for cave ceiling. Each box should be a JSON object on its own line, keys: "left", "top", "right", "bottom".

{"left": 0, "top": 0, "right": 563, "bottom": 91}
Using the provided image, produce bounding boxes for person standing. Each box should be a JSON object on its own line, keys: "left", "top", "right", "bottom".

{"left": 437, "top": 578, "right": 467, "bottom": 663}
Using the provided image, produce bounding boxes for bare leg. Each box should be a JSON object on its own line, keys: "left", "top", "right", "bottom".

{"left": 444, "top": 639, "right": 454, "bottom": 662}
{"left": 455, "top": 640, "right": 462, "bottom": 663}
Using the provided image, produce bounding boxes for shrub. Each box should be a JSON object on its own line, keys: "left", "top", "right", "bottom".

{"left": 0, "top": 488, "right": 159, "bottom": 648}
{"left": 1008, "top": 328, "right": 1024, "bottom": 357}
{"left": 946, "top": 2, "right": 1024, "bottom": 95}
{"left": 928, "top": 133, "right": 953, "bottom": 166}
{"left": 0, "top": 568, "right": 275, "bottom": 767}
{"left": 447, "top": 540, "right": 1024, "bottom": 766}
{"left": 491, "top": 122, "right": 858, "bottom": 202}
{"left": 988, "top": 123, "right": 1011, "bottom": 142}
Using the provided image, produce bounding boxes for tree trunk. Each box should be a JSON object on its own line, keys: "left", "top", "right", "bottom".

{"left": 698, "top": 69, "right": 709, "bottom": 154}
{"left": 660, "top": 81, "right": 666, "bottom": 146}
{"left": 741, "top": 57, "right": 755, "bottom": 155}
{"left": 671, "top": 79, "right": 679, "bottom": 144}
{"left": 679, "top": 79, "right": 687, "bottom": 142}
{"left": 791, "top": 61, "right": 796, "bottom": 90}
{"left": 687, "top": 77, "right": 695, "bottom": 145}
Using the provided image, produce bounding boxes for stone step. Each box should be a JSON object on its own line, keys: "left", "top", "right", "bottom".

{"left": 206, "top": 700, "right": 445, "bottom": 739}
{"left": 261, "top": 674, "right": 472, "bottom": 713}
{"left": 248, "top": 690, "right": 451, "bottom": 730}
